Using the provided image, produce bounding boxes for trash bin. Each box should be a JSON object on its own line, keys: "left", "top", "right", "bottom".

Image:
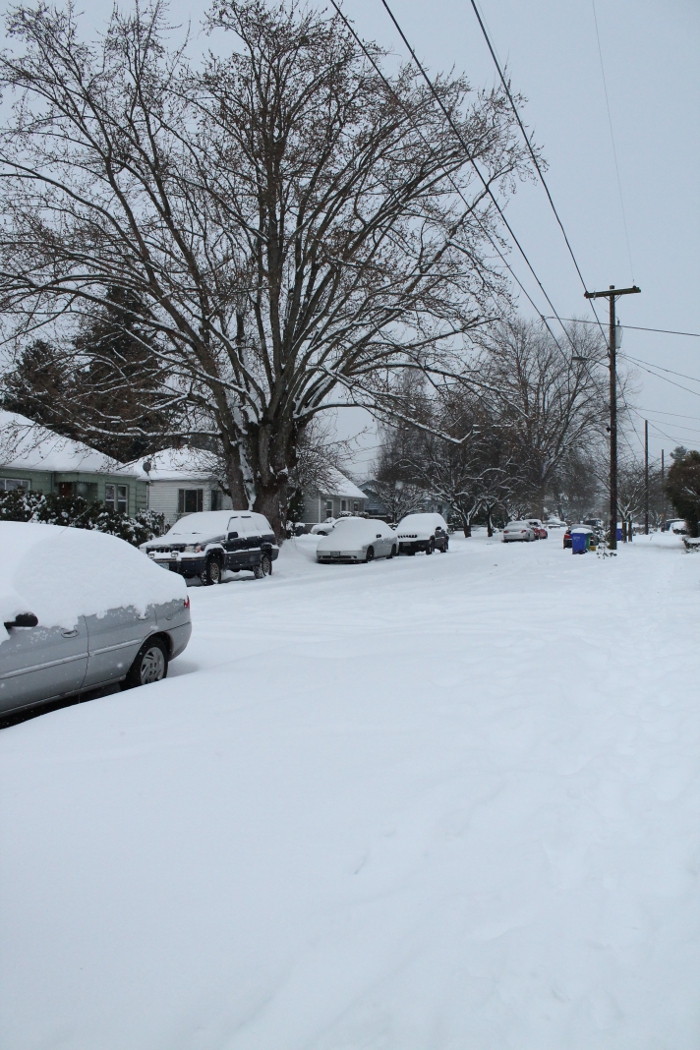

{"left": 571, "top": 531, "right": 588, "bottom": 554}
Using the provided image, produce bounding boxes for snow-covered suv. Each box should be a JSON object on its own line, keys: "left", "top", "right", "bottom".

{"left": 142, "top": 510, "right": 279, "bottom": 585}
{"left": 396, "top": 513, "right": 450, "bottom": 555}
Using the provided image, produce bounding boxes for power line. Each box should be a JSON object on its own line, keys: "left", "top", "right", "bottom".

{"left": 375, "top": 0, "right": 583, "bottom": 361}
{"left": 590, "top": 0, "right": 635, "bottom": 283}
{"left": 546, "top": 317, "right": 700, "bottom": 339}
{"left": 620, "top": 352, "right": 700, "bottom": 387}
{"left": 619, "top": 355, "right": 700, "bottom": 401}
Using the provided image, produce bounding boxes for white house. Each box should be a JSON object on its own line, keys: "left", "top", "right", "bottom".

{"left": 127, "top": 447, "right": 232, "bottom": 527}
{"left": 302, "top": 466, "right": 368, "bottom": 523}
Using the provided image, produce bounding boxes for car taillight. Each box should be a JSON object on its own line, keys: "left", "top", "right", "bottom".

{"left": 184, "top": 595, "right": 190, "bottom": 609}
{"left": 521, "top": 530, "right": 526, "bottom": 534}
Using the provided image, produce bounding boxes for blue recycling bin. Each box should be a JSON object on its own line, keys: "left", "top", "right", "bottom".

{"left": 571, "top": 531, "right": 588, "bottom": 554}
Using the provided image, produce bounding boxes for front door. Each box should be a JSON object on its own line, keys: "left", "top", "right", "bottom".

{"left": 0, "top": 617, "right": 88, "bottom": 713}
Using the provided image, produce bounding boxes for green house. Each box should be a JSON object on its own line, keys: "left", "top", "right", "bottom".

{"left": 0, "top": 411, "right": 148, "bottom": 515}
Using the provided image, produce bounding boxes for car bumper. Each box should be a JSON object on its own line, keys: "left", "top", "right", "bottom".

{"left": 166, "top": 620, "right": 192, "bottom": 659}
{"left": 150, "top": 556, "right": 207, "bottom": 578}
{"left": 398, "top": 539, "right": 430, "bottom": 553}
{"left": 317, "top": 551, "right": 363, "bottom": 562}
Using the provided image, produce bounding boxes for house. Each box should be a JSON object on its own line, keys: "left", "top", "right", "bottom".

{"left": 127, "top": 447, "right": 232, "bottom": 527}
{"left": 302, "top": 466, "right": 368, "bottom": 523}
{"left": 0, "top": 410, "right": 147, "bottom": 514}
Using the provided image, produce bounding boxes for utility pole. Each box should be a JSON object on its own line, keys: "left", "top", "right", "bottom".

{"left": 584, "top": 284, "right": 641, "bottom": 550}
{"left": 661, "top": 449, "right": 665, "bottom": 523}
{"left": 644, "top": 419, "right": 649, "bottom": 535}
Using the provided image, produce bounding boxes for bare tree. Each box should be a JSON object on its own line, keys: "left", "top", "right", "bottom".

{"left": 472, "top": 319, "right": 609, "bottom": 517}
{"left": 0, "top": 0, "right": 530, "bottom": 535}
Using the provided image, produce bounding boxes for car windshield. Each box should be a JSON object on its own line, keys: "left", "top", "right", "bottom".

{"left": 167, "top": 511, "right": 233, "bottom": 536}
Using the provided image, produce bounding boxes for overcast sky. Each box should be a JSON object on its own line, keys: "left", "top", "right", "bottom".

{"left": 4, "top": 0, "right": 698, "bottom": 471}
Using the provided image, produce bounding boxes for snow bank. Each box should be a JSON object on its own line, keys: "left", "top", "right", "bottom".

{"left": 0, "top": 522, "right": 187, "bottom": 629}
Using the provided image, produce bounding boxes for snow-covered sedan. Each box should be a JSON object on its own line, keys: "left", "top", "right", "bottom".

{"left": 316, "top": 517, "right": 398, "bottom": 563}
{"left": 1, "top": 522, "right": 191, "bottom": 717}
{"left": 502, "top": 521, "right": 536, "bottom": 543}
{"left": 396, "top": 512, "right": 449, "bottom": 555}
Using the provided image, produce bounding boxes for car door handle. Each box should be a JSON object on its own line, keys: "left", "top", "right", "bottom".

{"left": 61, "top": 628, "right": 79, "bottom": 638}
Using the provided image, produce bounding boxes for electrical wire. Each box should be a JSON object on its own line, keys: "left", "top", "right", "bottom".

{"left": 590, "top": 0, "right": 635, "bottom": 284}
{"left": 328, "top": 0, "right": 580, "bottom": 368}
{"left": 620, "top": 352, "right": 700, "bottom": 387}
{"left": 546, "top": 318, "right": 700, "bottom": 339}
{"left": 375, "top": 0, "right": 584, "bottom": 361}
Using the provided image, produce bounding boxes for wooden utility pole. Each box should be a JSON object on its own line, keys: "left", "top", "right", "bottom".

{"left": 644, "top": 419, "right": 649, "bottom": 535}
{"left": 661, "top": 448, "right": 665, "bottom": 523}
{"left": 584, "top": 284, "right": 641, "bottom": 550}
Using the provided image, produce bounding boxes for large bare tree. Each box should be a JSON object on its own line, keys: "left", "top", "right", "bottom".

{"left": 0, "top": 0, "right": 530, "bottom": 534}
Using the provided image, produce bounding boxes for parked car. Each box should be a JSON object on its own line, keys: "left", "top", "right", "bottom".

{"left": 1, "top": 522, "right": 191, "bottom": 717}
{"left": 544, "top": 518, "right": 567, "bottom": 530}
{"left": 316, "top": 517, "right": 398, "bottom": 563}
{"left": 141, "top": 510, "right": 279, "bottom": 584}
{"left": 310, "top": 518, "right": 337, "bottom": 536}
{"left": 563, "top": 524, "right": 602, "bottom": 549}
{"left": 660, "top": 518, "right": 688, "bottom": 534}
{"left": 503, "top": 521, "right": 536, "bottom": 542}
{"left": 526, "top": 519, "right": 548, "bottom": 539}
{"left": 396, "top": 512, "right": 449, "bottom": 555}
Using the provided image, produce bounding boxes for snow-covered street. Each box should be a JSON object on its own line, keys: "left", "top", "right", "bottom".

{"left": 2, "top": 530, "right": 700, "bottom": 1049}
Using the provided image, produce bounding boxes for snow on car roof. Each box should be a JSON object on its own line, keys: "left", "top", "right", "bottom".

{"left": 0, "top": 522, "right": 186, "bottom": 630}
{"left": 398, "top": 513, "right": 447, "bottom": 528}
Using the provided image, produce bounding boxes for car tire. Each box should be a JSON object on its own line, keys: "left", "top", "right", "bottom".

{"left": 440, "top": 540, "right": 449, "bottom": 552}
{"left": 121, "top": 637, "right": 168, "bottom": 690}
{"left": 388, "top": 544, "right": 397, "bottom": 559}
{"left": 425, "top": 539, "right": 434, "bottom": 555}
{"left": 365, "top": 546, "right": 375, "bottom": 563}
{"left": 202, "top": 556, "right": 223, "bottom": 585}
{"left": 255, "top": 553, "right": 272, "bottom": 578}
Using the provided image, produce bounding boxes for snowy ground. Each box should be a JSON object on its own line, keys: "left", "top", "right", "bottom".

{"left": 2, "top": 529, "right": 700, "bottom": 1049}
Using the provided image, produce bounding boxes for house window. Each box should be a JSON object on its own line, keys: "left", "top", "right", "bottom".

{"left": 0, "top": 478, "right": 30, "bottom": 491}
{"left": 341, "top": 500, "right": 347, "bottom": 512}
{"left": 325, "top": 499, "right": 333, "bottom": 519}
{"left": 178, "top": 489, "right": 203, "bottom": 514}
{"left": 211, "top": 489, "right": 223, "bottom": 511}
{"left": 105, "top": 484, "right": 128, "bottom": 513}
{"left": 76, "top": 481, "right": 98, "bottom": 502}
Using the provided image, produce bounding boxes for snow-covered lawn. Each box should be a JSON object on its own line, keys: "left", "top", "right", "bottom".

{"left": 2, "top": 530, "right": 700, "bottom": 1049}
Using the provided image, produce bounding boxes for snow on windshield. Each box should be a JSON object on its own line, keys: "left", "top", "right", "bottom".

{"left": 0, "top": 522, "right": 186, "bottom": 630}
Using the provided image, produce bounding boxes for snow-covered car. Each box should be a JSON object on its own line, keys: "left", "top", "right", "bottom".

{"left": 526, "top": 519, "right": 548, "bottom": 539}
{"left": 503, "top": 521, "right": 536, "bottom": 542}
{"left": 503, "top": 522, "right": 537, "bottom": 546}
{"left": 142, "top": 510, "right": 278, "bottom": 585}
{"left": 661, "top": 518, "right": 688, "bottom": 534}
{"left": 544, "top": 518, "right": 567, "bottom": 529}
{"left": 310, "top": 518, "right": 337, "bottom": 536}
{"left": 396, "top": 512, "right": 449, "bottom": 555}
{"left": 1, "top": 522, "right": 192, "bottom": 717}
{"left": 316, "top": 517, "right": 398, "bottom": 563}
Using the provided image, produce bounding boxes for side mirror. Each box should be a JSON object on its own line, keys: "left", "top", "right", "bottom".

{"left": 376, "top": 534, "right": 382, "bottom": 539}
{"left": 4, "top": 612, "right": 38, "bottom": 630}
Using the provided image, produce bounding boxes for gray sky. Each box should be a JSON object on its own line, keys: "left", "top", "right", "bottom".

{"left": 5, "top": 0, "right": 698, "bottom": 470}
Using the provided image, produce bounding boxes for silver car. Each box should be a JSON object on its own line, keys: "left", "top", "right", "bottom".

{"left": 316, "top": 517, "right": 398, "bottom": 563}
{"left": 502, "top": 521, "right": 536, "bottom": 542}
{"left": 1, "top": 522, "right": 192, "bottom": 717}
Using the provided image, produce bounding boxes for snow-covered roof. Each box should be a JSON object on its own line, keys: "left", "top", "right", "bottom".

{"left": 320, "top": 466, "right": 367, "bottom": 500}
{"left": 125, "top": 447, "right": 223, "bottom": 483}
{"left": 0, "top": 410, "right": 138, "bottom": 477}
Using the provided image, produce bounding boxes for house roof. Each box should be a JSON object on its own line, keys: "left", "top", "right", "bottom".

{"left": 0, "top": 410, "right": 139, "bottom": 477}
{"left": 126, "top": 447, "right": 223, "bottom": 483}
{"left": 321, "top": 466, "right": 367, "bottom": 501}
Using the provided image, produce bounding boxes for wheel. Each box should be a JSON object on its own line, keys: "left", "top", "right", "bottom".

{"left": 425, "top": 539, "right": 434, "bottom": 555}
{"left": 254, "top": 553, "right": 272, "bottom": 579}
{"left": 365, "top": 546, "right": 375, "bottom": 563}
{"left": 121, "top": 637, "right": 168, "bottom": 690}
{"left": 387, "top": 544, "right": 397, "bottom": 559}
{"left": 440, "top": 539, "right": 449, "bottom": 552}
{"left": 201, "top": 556, "right": 222, "bottom": 585}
